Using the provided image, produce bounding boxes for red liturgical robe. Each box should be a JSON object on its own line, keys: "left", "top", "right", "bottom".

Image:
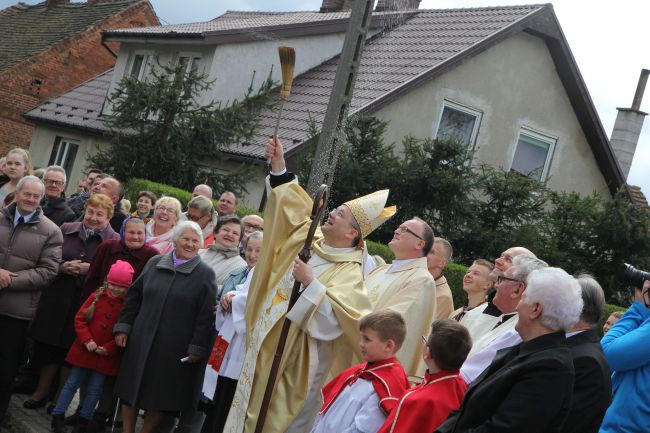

{"left": 321, "top": 357, "right": 410, "bottom": 416}
{"left": 377, "top": 370, "right": 466, "bottom": 433}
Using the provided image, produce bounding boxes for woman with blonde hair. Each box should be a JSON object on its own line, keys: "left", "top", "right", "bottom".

{"left": 0, "top": 148, "right": 31, "bottom": 204}
{"left": 145, "top": 196, "right": 182, "bottom": 254}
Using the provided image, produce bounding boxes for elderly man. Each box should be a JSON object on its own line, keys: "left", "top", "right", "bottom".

{"left": 459, "top": 246, "right": 536, "bottom": 341}
{"left": 217, "top": 191, "right": 237, "bottom": 216}
{"left": 242, "top": 214, "right": 264, "bottom": 235}
{"left": 88, "top": 176, "right": 125, "bottom": 232}
{"left": 451, "top": 259, "right": 494, "bottom": 321}
{"left": 560, "top": 274, "right": 611, "bottom": 433}
{"left": 192, "top": 184, "right": 213, "bottom": 199}
{"left": 366, "top": 217, "right": 435, "bottom": 380}
{"left": 66, "top": 169, "right": 102, "bottom": 217}
{"left": 40, "top": 165, "right": 75, "bottom": 226}
{"left": 186, "top": 195, "right": 215, "bottom": 247}
{"left": 427, "top": 237, "right": 455, "bottom": 320}
{"left": 460, "top": 255, "right": 547, "bottom": 383}
{"left": 436, "top": 267, "right": 583, "bottom": 433}
{"left": 0, "top": 176, "right": 63, "bottom": 423}
{"left": 224, "top": 137, "right": 395, "bottom": 433}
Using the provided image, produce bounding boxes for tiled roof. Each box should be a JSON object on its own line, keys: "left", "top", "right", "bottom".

{"left": 25, "top": 69, "right": 113, "bottom": 134}
{"left": 0, "top": 0, "right": 143, "bottom": 73}
{"left": 105, "top": 9, "right": 402, "bottom": 37}
{"left": 26, "top": 5, "right": 544, "bottom": 155}
{"left": 628, "top": 185, "right": 650, "bottom": 210}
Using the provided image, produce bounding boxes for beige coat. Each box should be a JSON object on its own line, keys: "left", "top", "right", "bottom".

{"left": 434, "top": 275, "right": 454, "bottom": 320}
{"left": 366, "top": 256, "right": 436, "bottom": 381}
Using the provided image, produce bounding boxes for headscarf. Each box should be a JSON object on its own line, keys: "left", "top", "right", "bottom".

{"left": 120, "top": 216, "right": 147, "bottom": 253}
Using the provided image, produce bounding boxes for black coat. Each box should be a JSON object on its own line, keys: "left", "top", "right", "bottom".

{"left": 29, "top": 222, "right": 118, "bottom": 348}
{"left": 436, "top": 331, "right": 575, "bottom": 433}
{"left": 560, "top": 327, "right": 612, "bottom": 433}
{"left": 114, "top": 253, "right": 216, "bottom": 412}
{"left": 41, "top": 197, "right": 76, "bottom": 227}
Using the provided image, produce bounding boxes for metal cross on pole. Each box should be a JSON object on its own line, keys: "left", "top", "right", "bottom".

{"left": 305, "top": 0, "right": 376, "bottom": 196}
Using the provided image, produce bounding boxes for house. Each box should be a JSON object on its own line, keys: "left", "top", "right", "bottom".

{"left": 25, "top": 1, "right": 633, "bottom": 208}
{"left": 0, "top": 0, "right": 158, "bottom": 157}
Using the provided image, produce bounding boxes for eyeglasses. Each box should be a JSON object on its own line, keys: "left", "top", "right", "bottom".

{"left": 44, "top": 179, "right": 64, "bottom": 187}
{"left": 187, "top": 212, "right": 208, "bottom": 222}
{"left": 497, "top": 275, "right": 523, "bottom": 285}
{"left": 156, "top": 206, "right": 177, "bottom": 215}
{"left": 244, "top": 222, "right": 263, "bottom": 232}
{"left": 421, "top": 335, "right": 428, "bottom": 344}
{"left": 397, "top": 225, "right": 424, "bottom": 240}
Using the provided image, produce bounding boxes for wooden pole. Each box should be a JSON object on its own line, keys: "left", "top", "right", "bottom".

{"left": 253, "top": 184, "right": 329, "bottom": 433}
{"left": 305, "top": 0, "right": 375, "bottom": 196}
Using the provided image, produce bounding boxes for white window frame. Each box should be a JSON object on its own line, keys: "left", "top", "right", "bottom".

{"left": 49, "top": 137, "right": 80, "bottom": 178}
{"left": 127, "top": 50, "right": 155, "bottom": 81}
{"left": 509, "top": 127, "right": 557, "bottom": 181}
{"left": 434, "top": 99, "right": 483, "bottom": 152}
{"left": 176, "top": 52, "right": 202, "bottom": 74}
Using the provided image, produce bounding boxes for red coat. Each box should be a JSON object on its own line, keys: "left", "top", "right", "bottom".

{"left": 376, "top": 370, "right": 466, "bottom": 433}
{"left": 321, "top": 358, "right": 410, "bottom": 416}
{"left": 65, "top": 289, "right": 125, "bottom": 376}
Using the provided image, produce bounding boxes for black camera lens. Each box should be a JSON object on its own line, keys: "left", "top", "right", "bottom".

{"left": 623, "top": 263, "right": 650, "bottom": 289}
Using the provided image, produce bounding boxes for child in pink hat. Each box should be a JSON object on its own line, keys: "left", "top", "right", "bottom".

{"left": 50, "top": 260, "right": 134, "bottom": 433}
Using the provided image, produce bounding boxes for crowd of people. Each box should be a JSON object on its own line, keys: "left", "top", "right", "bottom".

{"left": 0, "top": 141, "right": 646, "bottom": 433}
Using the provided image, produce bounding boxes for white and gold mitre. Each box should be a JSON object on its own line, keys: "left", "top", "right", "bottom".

{"left": 344, "top": 190, "right": 396, "bottom": 238}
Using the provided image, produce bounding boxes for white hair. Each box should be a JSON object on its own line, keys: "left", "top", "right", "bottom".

{"left": 16, "top": 175, "right": 44, "bottom": 195}
{"left": 523, "top": 267, "right": 583, "bottom": 331}
{"left": 512, "top": 255, "right": 548, "bottom": 282}
{"left": 172, "top": 220, "right": 203, "bottom": 246}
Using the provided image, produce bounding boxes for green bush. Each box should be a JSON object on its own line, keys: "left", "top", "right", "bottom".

{"left": 445, "top": 263, "right": 468, "bottom": 310}
{"left": 124, "top": 178, "right": 260, "bottom": 217}
{"left": 367, "top": 240, "right": 394, "bottom": 263}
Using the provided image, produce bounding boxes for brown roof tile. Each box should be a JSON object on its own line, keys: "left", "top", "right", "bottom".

{"left": 628, "top": 185, "right": 650, "bottom": 210}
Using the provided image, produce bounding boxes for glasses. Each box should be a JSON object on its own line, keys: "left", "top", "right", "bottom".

{"left": 421, "top": 335, "right": 428, "bottom": 344}
{"left": 44, "top": 179, "right": 64, "bottom": 187}
{"left": 244, "top": 222, "right": 263, "bottom": 232}
{"left": 497, "top": 275, "right": 523, "bottom": 285}
{"left": 187, "top": 213, "right": 208, "bottom": 222}
{"left": 156, "top": 206, "right": 176, "bottom": 215}
{"left": 397, "top": 225, "right": 424, "bottom": 240}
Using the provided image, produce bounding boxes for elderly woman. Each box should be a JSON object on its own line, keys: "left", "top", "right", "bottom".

{"left": 146, "top": 196, "right": 181, "bottom": 254}
{"left": 114, "top": 221, "right": 217, "bottom": 433}
{"left": 436, "top": 267, "right": 583, "bottom": 433}
{"left": 201, "top": 231, "right": 263, "bottom": 433}
{"left": 186, "top": 195, "right": 215, "bottom": 247}
{"left": 199, "top": 215, "right": 246, "bottom": 298}
{"left": 25, "top": 194, "right": 119, "bottom": 410}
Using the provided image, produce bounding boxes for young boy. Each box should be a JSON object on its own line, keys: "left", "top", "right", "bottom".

{"left": 377, "top": 319, "right": 472, "bottom": 433}
{"left": 310, "top": 310, "right": 410, "bottom": 433}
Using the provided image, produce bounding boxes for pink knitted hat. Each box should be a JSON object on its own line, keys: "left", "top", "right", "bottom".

{"left": 106, "top": 260, "right": 135, "bottom": 288}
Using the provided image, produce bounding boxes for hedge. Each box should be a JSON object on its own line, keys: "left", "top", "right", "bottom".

{"left": 124, "top": 178, "right": 261, "bottom": 217}
{"left": 446, "top": 263, "right": 469, "bottom": 310}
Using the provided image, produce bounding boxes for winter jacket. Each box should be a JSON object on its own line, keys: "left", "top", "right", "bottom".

{"left": 0, "top": 203, "right": 63, "bottom": 320}
{"left": 66, "top": 289, "right": 125, "bottom": 376}
{"left": 41, "top": 196, "right": 76, "bottom": 227}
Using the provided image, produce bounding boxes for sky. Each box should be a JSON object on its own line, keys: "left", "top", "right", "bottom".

{"left": 2, "top": 0, "right": 649, "bottom": 193}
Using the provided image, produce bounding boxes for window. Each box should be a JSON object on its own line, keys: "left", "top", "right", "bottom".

{"left": 178, "top": 55, "right": 201, "bottom": 75}
{"left": 48, "top": 137, "right": 79, "bottom": 179}
{"left": 510, "top": 128, "right": 557, "bottom": 181}
{"left": 435, "top": 100, "right": 482, "bottom": 150}
{"left": 128, "top": 53, "right": 154, "bottom": 80}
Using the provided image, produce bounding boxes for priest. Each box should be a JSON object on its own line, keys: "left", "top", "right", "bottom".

{"left": 223, "top": 138, "right": 395, "bottom": 433}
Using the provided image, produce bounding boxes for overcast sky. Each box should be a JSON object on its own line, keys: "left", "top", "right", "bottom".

{"left": 3, "top": 0, "right": 648, "bottom": 193}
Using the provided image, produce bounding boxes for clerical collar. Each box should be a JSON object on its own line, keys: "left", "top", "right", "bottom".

{"left": 566, "top": 329, "right": 587, "bottom": 338}
{"left": 389, "top": 258, "right": 418, "bottom": 273}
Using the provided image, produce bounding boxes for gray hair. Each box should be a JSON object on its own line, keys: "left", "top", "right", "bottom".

{"left": 44, "top": 165, "right": 67, "bottom": 184}
{"left": 172, "top": 220, "right": 204, "bottom": 246}
{"left": 188, "top": 195, "right": 214, "bottom": 216}
{"left": 434, "top": 237, "right": 453, "bottom": 261}
{"left": 155, "top": 196, "right": 182, "bottom": 221}
{"left": 511, "top": 255, "right": 548, "bottom": 283}
{"left": 575, "top": 274, "right": 605, "bottom": 325}
{"left": 523, "top": 267, "right": 584, "bottom": 331}
{"left": 242, "top": 230, "right": 263, "bottom": 250}
{"left": 16, "top": 175, "right": 44, "bottom": 196}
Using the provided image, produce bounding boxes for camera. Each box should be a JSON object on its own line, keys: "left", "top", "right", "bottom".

{"left": 623, "top": 263, "right": 650, "bottom": 289}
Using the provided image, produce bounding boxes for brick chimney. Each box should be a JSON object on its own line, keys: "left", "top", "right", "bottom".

{"left": 45, "top": 0, "right": 69, "bottom": 6}
{"left": 610, "top": 69, "right": 649, "bottom": 179}
{"left": 375, "top": 0, "right": 421, "bottom": 11}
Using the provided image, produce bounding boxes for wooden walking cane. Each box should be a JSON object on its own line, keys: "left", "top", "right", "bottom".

{"left": 253, "top": 184, "right": 329, "bottom": 433}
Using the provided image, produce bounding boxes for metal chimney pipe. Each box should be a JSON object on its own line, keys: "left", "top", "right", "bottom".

{"left": 631, "top": 69, "right": 650, "bottom": 111}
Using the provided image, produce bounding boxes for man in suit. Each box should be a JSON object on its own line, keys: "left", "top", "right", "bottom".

{"left": 436, "top": 267, "right": 584, "bottom": 433}
{"left": 560, "top": 274, "right": 611, "bottom": 433}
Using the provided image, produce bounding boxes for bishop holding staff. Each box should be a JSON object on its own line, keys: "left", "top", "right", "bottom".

{"left": 224, "top": 138, "right": 396, "bottom": 433}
